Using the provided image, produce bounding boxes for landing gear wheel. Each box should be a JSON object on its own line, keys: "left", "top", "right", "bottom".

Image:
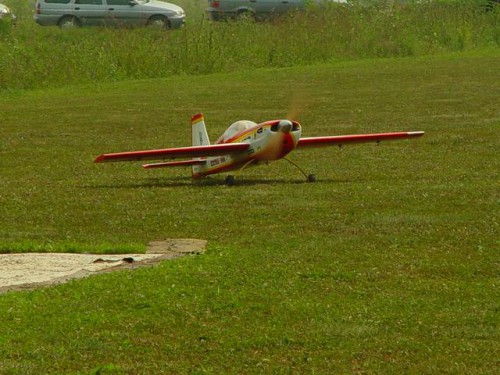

{"left": 307, "top": 174, "right": 316, "bottom": 183}
{"left": 225, "top": 175, "right": 235, "bottom": 186}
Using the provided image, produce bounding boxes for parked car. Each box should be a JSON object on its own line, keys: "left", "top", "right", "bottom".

{"left": 206, "top": 0, "right": 347, "bottom": 21}
{"left": 34, "top": 0, "right": 185, "bottom": 29}
{"left": 0, "top": 3, "right": 16, "bottom": 23}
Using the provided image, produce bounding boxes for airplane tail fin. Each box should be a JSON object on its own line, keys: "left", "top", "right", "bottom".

{"left": 191, "top": 113, "right": 210, "bottom": 177}
{"left": 191, "top": 113, "right": 210, "bottom": 146}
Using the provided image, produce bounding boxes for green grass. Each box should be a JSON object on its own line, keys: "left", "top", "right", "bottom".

{"left": 0, "top": 50, "right": 498, "bottom": 373}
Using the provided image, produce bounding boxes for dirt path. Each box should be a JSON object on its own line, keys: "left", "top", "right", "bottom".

{"left": 0, "top": 239, "right": 206, "bottom": 293}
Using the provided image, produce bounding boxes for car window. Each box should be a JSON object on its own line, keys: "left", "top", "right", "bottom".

{"left": 107, "top": 0, "right": 131, "bottom": 5}
{"left": 75, "top": 0, "right": 103, "bottom": 4}
{"left": 45, "top": 0, "right": 71, "bottom": 3}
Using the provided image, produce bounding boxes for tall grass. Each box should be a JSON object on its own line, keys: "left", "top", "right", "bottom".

{"left": 0, "top": 0, "right": 498, "bottom": 91}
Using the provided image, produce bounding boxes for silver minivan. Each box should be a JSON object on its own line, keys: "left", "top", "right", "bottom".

{"left": 34, "top": 0, "right": 185, "bottom": 29}
{"left": 206, "top": 0, "right": 347, "bottom": 21}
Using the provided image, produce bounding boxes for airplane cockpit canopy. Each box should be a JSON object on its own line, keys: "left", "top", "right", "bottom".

{"left": 218, "top": 120, "right": 257, "bottom": 143}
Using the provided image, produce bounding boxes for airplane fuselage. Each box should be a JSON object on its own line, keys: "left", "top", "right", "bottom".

{"left": 192, "top": 119, "right": 301, "bottom": 178}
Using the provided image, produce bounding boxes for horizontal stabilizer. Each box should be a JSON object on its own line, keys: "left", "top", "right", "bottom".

{"left": 143, "top": 160, "right": 206, "bottom": 169}
{"left": 95, "top": 143, "right": 250, "bottom": 163}
{"left": 297, "top": 131, "right": 424, "bottom": 148}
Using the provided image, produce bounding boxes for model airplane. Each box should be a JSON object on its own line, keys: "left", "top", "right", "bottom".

{"left": 95, "top": 113, "right": 424, "bottom": 184}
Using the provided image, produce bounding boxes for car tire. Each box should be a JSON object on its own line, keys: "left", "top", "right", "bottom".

{"left": 236, "top": 10, "right": 255, "bottom": 21}
{"left": 58, "top": 16, "right": 80, "bottom": 28}
{"left": 147, "top": 15, "right": 169, "bottom": 29}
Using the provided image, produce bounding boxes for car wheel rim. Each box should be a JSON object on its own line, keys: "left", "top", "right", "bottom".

{"left": 149, "top": 19, "right": 166, "bottom": 28}
{"left": 60, "top": 20, "right": 77, "bottom": 28}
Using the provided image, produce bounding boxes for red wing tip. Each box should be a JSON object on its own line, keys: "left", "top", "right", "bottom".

{"left": 95, "top": 155, "right": 105, "bottom": 163}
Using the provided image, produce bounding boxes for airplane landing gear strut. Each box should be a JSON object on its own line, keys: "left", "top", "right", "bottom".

{"left": 284, "top": 157, "right": 316, "bottom": 183}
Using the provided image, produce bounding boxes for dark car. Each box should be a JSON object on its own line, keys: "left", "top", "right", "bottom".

{"left": 206, "top": 0, "right": 347, "bottom": 21}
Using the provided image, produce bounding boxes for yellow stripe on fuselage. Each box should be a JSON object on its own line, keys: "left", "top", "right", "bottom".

{"left": 222, "top": 125, "right": 270, "bottom": 144}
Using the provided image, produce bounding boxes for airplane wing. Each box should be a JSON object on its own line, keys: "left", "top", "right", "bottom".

{"left": 95, "top": 143, "right": 250, "bottom": 163}
{"left": 297, "top": 131, "right": 424, "bottom": 148}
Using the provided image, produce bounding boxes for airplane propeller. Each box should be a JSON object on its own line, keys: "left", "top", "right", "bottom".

{"left": 271, "top": 120, "right": 293, "bottom": 133}
{"left": 286, "top": 91, "right": 309, "bottom": 122}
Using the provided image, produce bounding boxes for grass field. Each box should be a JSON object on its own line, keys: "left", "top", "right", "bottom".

{"left": 0, "top": 49, "right": 498, "bottom": 373}
{"left": 1, "top": 0, "right": 499, "bottom": 372}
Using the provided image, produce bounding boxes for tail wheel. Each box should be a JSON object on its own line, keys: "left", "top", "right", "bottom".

{"left": 58, "top": 16, "right": 80, "bottom": 28}
{"left": 148, "top": 15, "right": 169, "bottom": 29}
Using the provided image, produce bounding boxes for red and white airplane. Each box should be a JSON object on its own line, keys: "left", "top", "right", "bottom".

{"left": 95, "top": 113, "right": 424, "bottom": 184}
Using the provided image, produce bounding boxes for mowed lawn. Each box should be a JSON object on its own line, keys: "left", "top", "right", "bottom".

{"left": 0, "top": 51, "right": 498, "bottom": 373}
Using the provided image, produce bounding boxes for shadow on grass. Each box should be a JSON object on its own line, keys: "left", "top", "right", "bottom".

{"left": 87, "top": 175, "right": 353, "bottom": 189}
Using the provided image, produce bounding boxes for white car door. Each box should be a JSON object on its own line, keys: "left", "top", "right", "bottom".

{"left": 105, "top": 0, "right": 144, "bottom": 26}
{"left": 73, "top": 0, "right": 106, "bottom": 26}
